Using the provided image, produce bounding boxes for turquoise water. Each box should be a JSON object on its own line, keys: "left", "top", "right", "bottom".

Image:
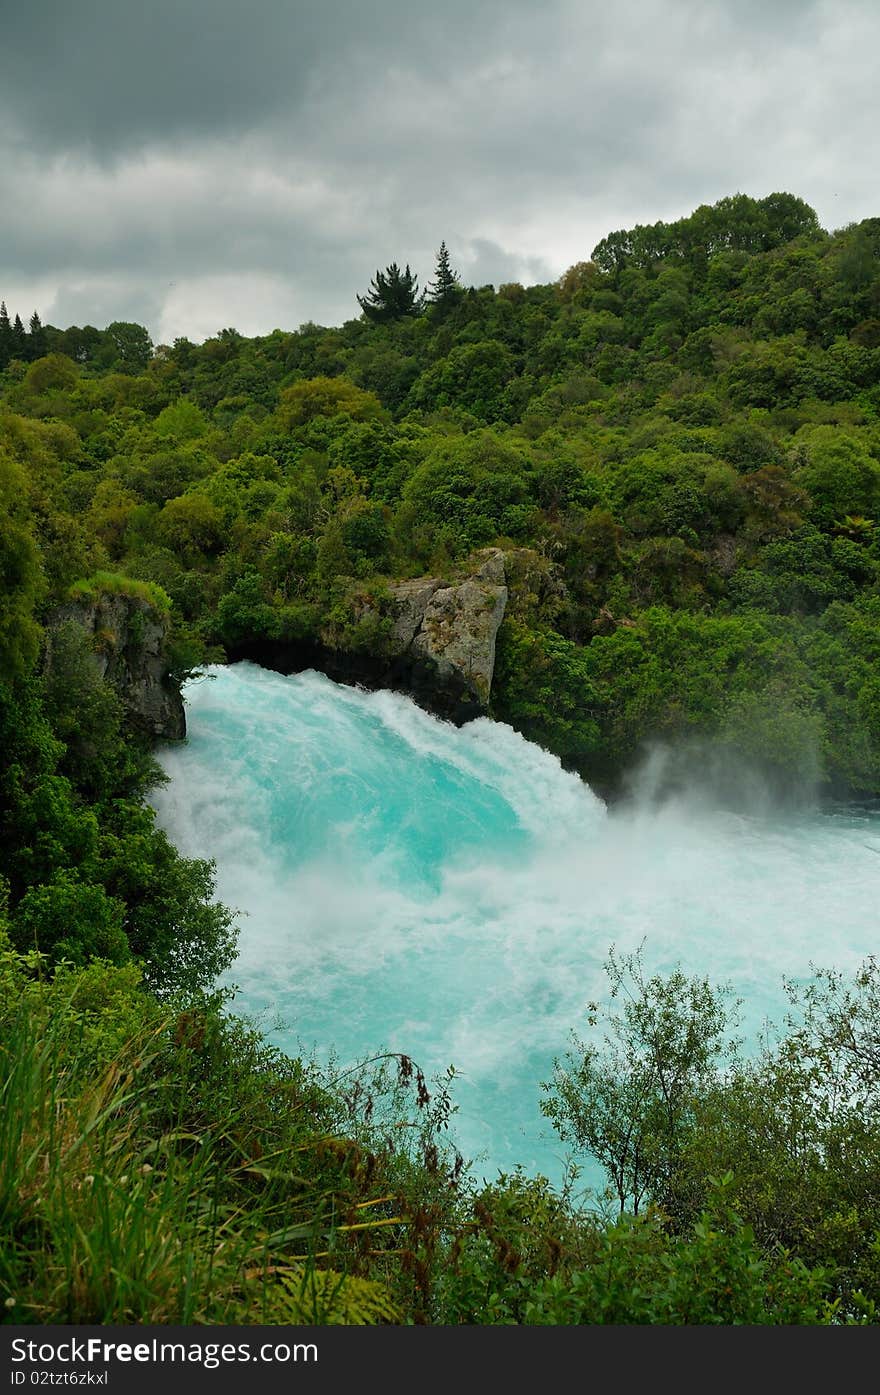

{"left": 153, "top": 662, "right": 880, "bottom": 1187}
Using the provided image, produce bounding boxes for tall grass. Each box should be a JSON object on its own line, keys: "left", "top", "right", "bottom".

{"left": 0, "top": 962, "right": 405, "bottom": 1324}
{"left": 3, "top": 1000, "right": 249, "bottom": 1320}
{"left": 66, "top": 572, "right": 172, "bottom": 615}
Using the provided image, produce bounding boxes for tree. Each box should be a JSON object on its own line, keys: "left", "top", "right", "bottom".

{"left": 0, "top": 302, "right": 11, "bottom": 368}
{"left": 101, "top": 321, "right": 154, "bottom": 374}
{"left": 793, "top": 428, "right": 880, "bottom": 530}
{"left": 427, "top": 241, "right": 462, "bottom": 309}
{"left": 396, "top": 428, "right": 532, "bottom": 561}
{"left": 13, "top": 872, "right": 128, "bottom": 966}
{"left": 357, "top": 262, "right": 423, "bottom": 323}
{"left": 28, "top": 312, "right": 47, "bottom": 361}
{"left": 0, "top": 451, "right": 43, "bottom": 677}
{"left": 11, "top": 314, "right": 27, "bottom": 359}
{"left": 407, "top": 339, "right": 515, "bottom": 421}
{"left": 277, "top": 375, "right": 385, "bottom": 430}
{"left": 157, "top": 493, "right": 224, "bottom": 563}
{"left": 657, "top": 957, "right": 880, "bottom": 1310}
{"left": 22, "top": 352, "right": 79, "bottom": 396}
{"left": 540, "top": 947, "right": 737, "bottom": 1216}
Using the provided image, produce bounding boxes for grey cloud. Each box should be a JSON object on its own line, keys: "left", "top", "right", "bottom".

{"left": 47, "top": 282, "right": 167, "bottom": 338}
{"left": 1, "top": 0, "right": 878, "bottom": 340}
{"left": 1, "top": 0, "right": 517, "bottom": 156}
{"left": 447, "top": 240, "right": 555, "bottom": 293}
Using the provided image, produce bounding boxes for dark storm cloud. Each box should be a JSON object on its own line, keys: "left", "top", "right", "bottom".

{"left": 1, "top": 0, "right": 877, "bottom": 340}
{"left": 0, "top": 0, "right": 518, "bottom": 155}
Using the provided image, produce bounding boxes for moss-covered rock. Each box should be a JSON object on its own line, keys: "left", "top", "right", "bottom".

{"left": 47, "top": 587, "right": 185, "bottom": 741}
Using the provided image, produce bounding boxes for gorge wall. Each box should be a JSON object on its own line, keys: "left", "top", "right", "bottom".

{"left": 47, "top": 590, "right": 186, "bottom": 741}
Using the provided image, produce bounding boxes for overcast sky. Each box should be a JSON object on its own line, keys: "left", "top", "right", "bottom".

{"left": 1, "top": 0, "right": 877, "bottom": 344}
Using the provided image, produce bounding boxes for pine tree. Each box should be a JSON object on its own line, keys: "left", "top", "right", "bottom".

{"left": 357, "top": 263, "right": 424, "bottom": 323}
{"left": 11, "top": 314, "right": 27, "bottom": 359}
{"left": 0, "top": 302, "right": 11, "bottom": 370}
{"left": 427, "top": 241, "right": 461, "bottom": 309}
{"left": 28, "top": 311, "right": 47, "bottom": 361}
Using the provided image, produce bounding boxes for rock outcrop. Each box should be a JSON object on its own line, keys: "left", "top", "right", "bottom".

{"left": 226, "top": 548, "right": 512, "bottom": 724}
{"left": 388, "top": 549, "right": 508, "bottom": 720}
{"left": 47, "top": 590, "right": 186, "bottom": 740}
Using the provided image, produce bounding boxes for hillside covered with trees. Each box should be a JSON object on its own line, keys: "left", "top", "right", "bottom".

{"left": 3, "top": 191, "right": 880, "bottom": 1325}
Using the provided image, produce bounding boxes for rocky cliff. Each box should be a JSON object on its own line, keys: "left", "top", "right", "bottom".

{"left": 47, "top": 590, "right": 186, "bottom": 740}
{"left": 385, "top": 548, "right": 508, "bottom": 720}
{"left": 227, "top": 548, "right": 512, "bottom": 724}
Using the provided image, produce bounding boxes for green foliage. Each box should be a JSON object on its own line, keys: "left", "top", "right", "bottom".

{"left": 21, "top": 353, "right": 79, "bottom": 396}
{"left": 3, "top": 193, "right": 880, "bottom": 1323}
{"left": 662, "top": 957, "right": 880, "bottom": 1314}
{"left": 102, "top": 321, "right": 154, "bottom": 374}
{"left": 277, "top": 375, "right": 385, "bottom": 430}
{"left": 435, "top": 1169, "right": 589, "bottom": 1323}
{"left": 153, "top": 396, "right": 207, "bottom": 441}
{"left": 492, "top": 621, "right": 604, "bottom": 767}
{"left": 495, "top": 604, "right": 867, "bottom": 793}
{"left": 517, "top": 1179, "right": 831, "bottom": 1325}
{"left": 0, "top": 932, "right": 466, "bottom": 1325}
{"left": 727, "top": 525, "right": 875, "bottom": 613}
{"left": 67, "top": 571, "right": 172, "bottom": 614}
{"left": 105, "top": 820, "right": 238, "bottom": 998}
{"left": 0, "top": 680, "right": 103, "bottom": 898}
{"left": 427, "top": 241, "right": 462, "bottom": 311}
{"left": 357, "top": 262, "right": 424, "bottom": 323}
{"left": 592, "top": 192, "right": 822, "bottom": 272}
{"left": 216, "top": 571, "right": 280, "bottom": 645}
{"left": 541, "top": 948, "right": 737, "bottom": 1215}
{"left": 397, "top": 430, "right": 533, "bottom": 561}
{"left": 157, "top": 493, "right": 225, "bottom": 563}
{"left": 0, "top": 451, "right": 43, "bottom": 675}
{"left": 532, "top": 950, "right": 880, "bottom": 1320}
{"left": 604, "top": 449, "right": 742, "bottom": 538}
{"left": 11, "top": 872, "right": 128, "bottom": 966}
{"left": 435, "top": 1167, "right": 830, "bottom": 1325}
{"left": 255, "top": 1266, "right": 400, "bottom": 1325}
{"left": 321, "top": 581, "right": 394, "bottom": 655}
{"left": 793, "top": 426, "right": 880, "bottom": 527}
{"left": 0, "top": 607, "right": 234, "bottom": 999}
{"left": 408, "top": 340, "right": 515, "bottom": 421}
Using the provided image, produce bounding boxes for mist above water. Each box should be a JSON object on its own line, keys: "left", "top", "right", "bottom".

{"left": 153, "top": 663, "right": 880, "bottom": 1186}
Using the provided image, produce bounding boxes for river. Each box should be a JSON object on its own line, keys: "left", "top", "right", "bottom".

{"left": 153, "top": 662, "right": 880, "bottom": 1188}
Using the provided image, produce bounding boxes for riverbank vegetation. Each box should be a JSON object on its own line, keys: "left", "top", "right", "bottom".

{"left": 2, "top": 191, "right": 880, "bottom": 1323}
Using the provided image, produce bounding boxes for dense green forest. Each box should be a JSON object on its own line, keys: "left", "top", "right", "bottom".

{"left": 3, "top": 191, "right": 880, "bottom": 1324}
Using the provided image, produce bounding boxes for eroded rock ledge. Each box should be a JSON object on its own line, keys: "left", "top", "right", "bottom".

{"left": 230, "top": 548, "right": 511, "bottom": 724}
{"left": 387, "top": 548, "right": 508, "bottom": 719}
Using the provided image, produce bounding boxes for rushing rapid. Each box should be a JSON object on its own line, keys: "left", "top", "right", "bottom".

{"left": 153, "top": 663, "right": 880, "bottom": 1185}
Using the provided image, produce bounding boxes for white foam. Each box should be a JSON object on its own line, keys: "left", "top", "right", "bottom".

{"left": 153, "top": 663, "right": 880, "bottom": 1181}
